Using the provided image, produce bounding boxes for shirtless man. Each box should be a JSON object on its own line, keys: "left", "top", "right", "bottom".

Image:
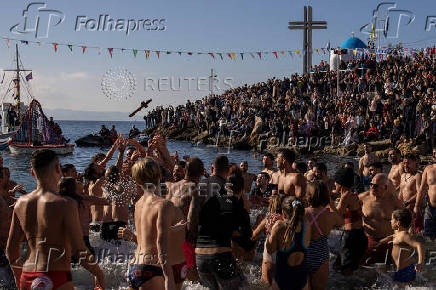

{"left": 86, "top": 161, "right": 106, "bottom": 232}
{"left": 240, "top": 161, "right": 256, "bottom": 194}
{"left": 6, "top": 149, "right": 105, "bottom": 289}
{"left": 358, "top": 143, "right": 379, "bottom": 185}
{"left": 313, "top": 162, "right": 335, "bottom": 193}
{"left": 261, "top": 153, "right": 276, "bottom": 179}
{"left": 129, "top": 157, "right": 183, "bottom": 290}
{"left": 271, "top": 148, "right": 306, "bottom": 198}
{"left": 305, "top": 157, "right": 317, "bottom": 181}
{"left": 388, "top": 148, "right": 404, "bottom": 194}
{"left": 399, "top": 154, "right": 421, "bottom": 212}
{"left": 359, "top": 173, "right": 403, "bottom": 264}
{"left": 415, "top": 147, "right": 436, "bottom": 239}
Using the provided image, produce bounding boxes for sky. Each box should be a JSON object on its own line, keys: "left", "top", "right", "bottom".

{"left": 0, "top": 0, "right": 434, "bottom": 120}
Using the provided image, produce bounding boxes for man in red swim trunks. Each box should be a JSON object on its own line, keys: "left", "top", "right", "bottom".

{"left": 6, "top": 149, "right": 105, "bottom": 289}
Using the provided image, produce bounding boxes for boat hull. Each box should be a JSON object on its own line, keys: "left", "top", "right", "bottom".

{"left": 9, "top": 144, "right": 74, "bottom": 155}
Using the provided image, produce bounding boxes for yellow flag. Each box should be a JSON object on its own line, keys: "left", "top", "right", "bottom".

{"left": 231, "top": 53, "right": 236, "bottom": 60}
{"left": 370, "top": 23, "right": 375, "bottom": 39}
{"left": 295, "top": 49, "right": 301, "bottom": 57}
{"left": 353, "top": 49, "right": 357, "bottom": 56}
{"left": 145, "top": 50, "right": 150, "bottom": 60}
{"left": 280, "top": 51, "right": 285, "bottom": 56}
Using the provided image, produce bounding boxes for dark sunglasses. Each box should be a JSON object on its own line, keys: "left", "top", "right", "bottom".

{"left": 369, "top": 183, "right": 379, "bottom": 188}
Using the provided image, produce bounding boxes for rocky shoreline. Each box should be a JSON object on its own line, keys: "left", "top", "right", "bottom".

{"left": 145, "top": 126, "right": 433, "bottom": 165}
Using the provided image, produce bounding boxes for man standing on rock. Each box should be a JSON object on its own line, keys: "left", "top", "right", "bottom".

{"left": 358, "top": 144, "right": 379, "bottom": 186}
{"left": 388, "top": 148, "right": 404, "bottom": 195}
{"left": 415, "top": 147, "right": 436, "bottom": 239}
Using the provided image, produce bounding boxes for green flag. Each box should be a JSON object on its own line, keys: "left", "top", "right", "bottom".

{"left": 133, "top": 49, "right": 138, "bottom": 58}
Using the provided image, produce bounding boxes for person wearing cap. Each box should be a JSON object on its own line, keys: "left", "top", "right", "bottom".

{"left": 330, "top": 168, "right": 367, "bottom": 276}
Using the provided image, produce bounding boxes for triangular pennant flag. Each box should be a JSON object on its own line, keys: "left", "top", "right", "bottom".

{"left": 240, "top": 53, "right": 244, "bottom": 60}
{"left": 97, "top": 47, "right": 102, "bottom": 55}
{"left": 281, "top": 51, "right": 285, "bottom": 56}
{"left": 156, "top": 51, "right": 160, "bottom": 58}
{"left": 187, "top": 52, "right": 193, "bottom": 55}
{"left": 133, "top": 49, "right": 138, "bottom": 58}
{"left": 21, "top": 40, "right": 29, "bottom": 45}
{"left": 37, "top": 42, "right": 42, "bottom": 46}
{"left": 257, "top": 52, "right": 262, "bottom": 59}
{"left": 53, "top": 43, "right": 58, "bottom": 52}
{"left": 353, "top": 49, "right": 357, "bottom": 56}
{"left": 315, "top": 48, "right": 319, "bottom": 54}
{"left": 68, "top": 45, "right": 73, "bottom": 52}
{"left": 6, "top": 39, "right": 10, "bottom": 48}
{"left": 231, "top": 53, "right": 236, "bottom": 60}
{"left": 166, "top": 51, "right": 171, "bottom": 54}
{"left": 217, "top": 53, "right": 223, "bottom": 60}
{"left": 121, "top": 48, "right": 125, "bottom": 53}
{"left": 288, "top": 51, "right": 293, "bottom": 57}
{"left": 272, "top": 51, "right": 278, "bottom": 58}
{"left": 108, "top": 48, "right": 113, "bottom": 58}
{"left": 321, "top": 48, "right": 325, "bottom": 54}
{"left": 178, "top": 52, "right": 182, "bottom": 56}
{"left": 145, "top": 50, "right": 150, "bottom": 60}
{"left": 227, "top": 53, "right": 232, "bottom": 59}
{"left": 82, "top": 46, "right": 86, "bottom": 54}
{"left": 249, "top": 52, "right": 255, "bottom": 59}
{"left": 295, "top": 49, "right": 301, "bottom": 57}
{"left": 208, "top": 52, "right": 215, "bottom": 59}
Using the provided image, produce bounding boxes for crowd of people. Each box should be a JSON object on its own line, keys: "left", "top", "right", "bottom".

{"left": 144, "top": 54, "right": 435, "bottom": 149}
{"left": 1, "top": 129, "right": 436, "bottom": 289}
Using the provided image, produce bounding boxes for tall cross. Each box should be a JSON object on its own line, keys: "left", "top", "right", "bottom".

{"left": 288, "top": 6, "right": 327, "bottom": 74}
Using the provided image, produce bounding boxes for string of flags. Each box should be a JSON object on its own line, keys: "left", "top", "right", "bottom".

{"left": 1, "top": 36, "right": 435, "bottom": 61}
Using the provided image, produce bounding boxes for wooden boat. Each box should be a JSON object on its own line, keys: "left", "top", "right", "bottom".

{"left": 8, "top": 99, "right": 74, "bottom": 155}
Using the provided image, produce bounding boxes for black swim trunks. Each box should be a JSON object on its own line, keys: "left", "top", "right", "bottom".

{"left": 337, "top": 228, "right": 368, "bottom": 272}
{"left": 424, "top": 203, "right": 436, "bottom": 239}
{"left": 128, "top": 264, "right": 163, "bottom": 289}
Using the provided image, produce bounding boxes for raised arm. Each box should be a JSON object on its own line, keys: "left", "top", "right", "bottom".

{"left": 81, "top": 195, "right": 110, "bottom": 206}
{"left": 127, "top": 139, "right": 147, "bottom": 158}
{"left": 115, "top": 139, "right": 127, "bottom": 171}
{"left": 98, "top": 134, "right": 122, "bottom": 168}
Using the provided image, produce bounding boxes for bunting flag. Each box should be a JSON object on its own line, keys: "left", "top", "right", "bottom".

{"left": 0, "top": 35, "right": 432, "bottom": 63}
{"left": 145, "top": 50, "right": 150, "bottom": 60}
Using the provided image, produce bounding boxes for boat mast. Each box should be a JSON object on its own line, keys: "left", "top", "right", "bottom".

{"left": 4, "top": 44, "right": 32, "bottom": 121}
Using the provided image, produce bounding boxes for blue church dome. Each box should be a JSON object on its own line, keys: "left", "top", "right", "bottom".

{"left": 340, "top": 37, "right": 367, "bottom": 49}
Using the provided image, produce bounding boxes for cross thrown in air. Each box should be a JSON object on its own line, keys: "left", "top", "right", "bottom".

{"left": 288, "top": 6, "right": 327, "bottom": 74}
